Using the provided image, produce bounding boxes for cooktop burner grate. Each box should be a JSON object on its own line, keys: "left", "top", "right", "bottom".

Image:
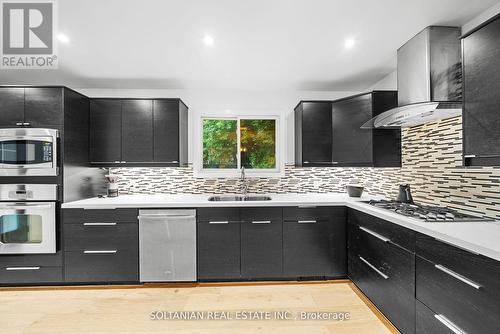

{"left": 367, "top": 200, "right": 492, "bottom": 222}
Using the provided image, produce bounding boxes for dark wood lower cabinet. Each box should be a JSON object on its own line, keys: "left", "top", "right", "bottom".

{"left": 416, "top": 300, "right": 456, "bottom": 334}
{"left": 64, "top": 250, "right": 138, "bottom": 283}
{"left": 0, "top": 267, "right": 63, "bottom": 284}
{"left": 197, "top": 219, "right": 241, "bottom": 281}
{"left": 241, "top": 208, "right": 283, "bottom": 279}
{"left": 348, "top": 209, "right": 415, "bottom": 334}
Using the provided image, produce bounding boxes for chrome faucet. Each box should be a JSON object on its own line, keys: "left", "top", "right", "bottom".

{"left": 240, "top": 167, "right": 249, "bottom": 197}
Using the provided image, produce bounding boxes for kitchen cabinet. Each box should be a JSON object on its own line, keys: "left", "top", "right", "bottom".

{"left": 0, "top": 87, "right": 63, "bottom": 127}
{"left": 283, "top": 207, "right": 346, "bottom": 278}
{"left": 295, "top": 92, "right": 400, "bottom": 167}
{"left": 121, "top": 100, "right": 153, "bottom": 162}
{"left": 462, "top": 14, "right": 500, "bottom": 166}
{"left": 0, "top": 267, "right": 63, "bottom": 285}
{"left": 89, "top": 98, "right": 188, "bottom": 166}
{"left": 416, "top": 235, "right": 500, "bottom": 334}
{"left": 90, "top": 99, "right": 122, "bottom": 163}
{"left": 240, "top": 207, "right": 283, "bottom": 279}
{"left": 197, "top": 208, "right": 241, "bottom": 281}
{"left": 332, "top": 92, "right": 400, "bottom": 167}
{"left": 295, "top": 101, "right": 334, "bottom": 166}
{"left": 348, "top": 209, "right": 415, "bottom": 334}
{"left": 63, "top": 209, "right": 139, "bottom": 283}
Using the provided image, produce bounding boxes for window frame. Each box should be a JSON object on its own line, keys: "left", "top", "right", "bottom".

{"left": 195, "top": 115, "right": 284, "bottom": 178}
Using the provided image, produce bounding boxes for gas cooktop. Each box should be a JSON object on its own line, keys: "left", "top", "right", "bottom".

{"left": 367, "top": 200, "right": 493, "bottom": 222}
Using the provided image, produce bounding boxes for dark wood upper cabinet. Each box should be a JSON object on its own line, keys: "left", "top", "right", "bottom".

{"left": 0, "top": 87, "right": 63, "bottom": 127}
{"left": 24, "top": 87, "right": 63, "bottom": 126}
{"left": 89, "top": 98, "right": 188, "bottom": 166}
{"left": 0, "top": 87, "right": 25, "bottom": 126}
{"left": 90, "top": 99, "right": 122, "bottom": 163}
{"left": 121, "top": 100, "right": 153, "bottom": 162}
{"left": 295, "top": 101, "right": 333, "bottom": 166}
{"left": 295, "top": 91, "right": 400, "bottom": 167}
{"left": 153, "top": 99, "right": 188, "bottom": 164}
{"left": 462, "top": 14, "right": 500, "bottom": 166}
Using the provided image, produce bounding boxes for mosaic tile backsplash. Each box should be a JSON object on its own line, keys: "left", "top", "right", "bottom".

{"left": 112, "top": 116, "right": 500, "bottom": 219}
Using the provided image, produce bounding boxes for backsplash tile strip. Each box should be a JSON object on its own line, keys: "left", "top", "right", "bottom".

{"left": 112, "top": 116, "right": 500, "bottom": 219}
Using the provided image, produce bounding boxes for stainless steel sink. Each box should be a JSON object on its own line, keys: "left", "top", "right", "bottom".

{"left": 208, "top": 195, "right": 272, "bottom": 202}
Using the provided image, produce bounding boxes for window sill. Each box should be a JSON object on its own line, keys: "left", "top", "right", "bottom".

{"left": 194, "top": 169, "right": 285, "bottom": 178}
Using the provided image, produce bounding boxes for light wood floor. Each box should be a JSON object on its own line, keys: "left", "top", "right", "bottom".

{"left": 0, "top": 282, "right": 396, "bottom": 334}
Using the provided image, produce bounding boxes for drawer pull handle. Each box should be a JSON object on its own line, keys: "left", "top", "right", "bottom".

{"left": 209, "top": 221, "right": 229, "bottom": 224}
{"left": 359, "top": 256, "right": 389, "bottom": 280}
{"left": 434, "top": 314, "right": 467, "bottom": 334}
{"left": 84, "top": 250, "right": 117, "bottom": 254}
{"left": 298, "top": 220, "right": 316, "bottom": 224}
{"left": 252, "top": 220, "right": 271, "bottom": 224}
{"left": 83, "top": 223, "right": 117, "bottom": 226}
{"left": 435, "top": 264, "right": 482, "bottom": 290}
{"left": 298, "top": 205, "right": 316, "bottom": 208}
{"left": 359, "top": 226, "right": 391, "bottom": 243}
{"left": 6, "top": 267, "right": 40, "bottom": 271}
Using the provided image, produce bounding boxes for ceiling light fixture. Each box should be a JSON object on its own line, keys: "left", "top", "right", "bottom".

{"left": 57, "top": 33, "right": 70, "bottom": 44}
{"left": 203, "top": 34, "right": 214, "bottom": 46}
{"left": 344, "top": 38, "right": 355, "bottom": 49}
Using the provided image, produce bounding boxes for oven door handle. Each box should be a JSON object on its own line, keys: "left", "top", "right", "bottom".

{"left": 0, "top": 204, "right": 54, "bottom": 209}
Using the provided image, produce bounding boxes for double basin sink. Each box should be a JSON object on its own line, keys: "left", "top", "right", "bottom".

{"left": 208, "top": 195, "right": 272, "bottom": 202}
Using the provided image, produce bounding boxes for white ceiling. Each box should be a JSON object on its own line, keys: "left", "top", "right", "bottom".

{"left": 1, "top": 0, "right": 499, "bottom": 91}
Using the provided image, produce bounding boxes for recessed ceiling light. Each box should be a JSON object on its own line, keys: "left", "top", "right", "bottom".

{"left": 344, "top": 38, "right": 355, "bottom": 49}
{"left": 203, "top": 34, "right": 214, "bottom": 46}
{"left": 57, "top": 33, "right": 70, "bottom": 44}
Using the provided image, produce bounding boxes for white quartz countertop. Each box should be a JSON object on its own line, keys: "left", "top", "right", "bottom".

{"left": 62, "top": 193, "right": 500, "bottom": 262}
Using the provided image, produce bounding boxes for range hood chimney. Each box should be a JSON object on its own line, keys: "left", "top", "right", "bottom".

{"left": 362, "top": 26, "right": 462, "bottom": 129}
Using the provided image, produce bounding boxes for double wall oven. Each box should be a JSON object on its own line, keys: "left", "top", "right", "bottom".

{"left": 0, "top": 128, "right": 58, "bottom": 176}
{"left": 0, "top": 184, "right": 57, "bottom": 254}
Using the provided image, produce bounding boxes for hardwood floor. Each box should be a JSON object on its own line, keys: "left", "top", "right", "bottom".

{"left": 0, "top": 282, "right": 397, "bottom": 334}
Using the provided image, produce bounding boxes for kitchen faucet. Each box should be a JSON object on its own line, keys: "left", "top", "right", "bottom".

{"left": 240, "top": 167, "right": 249, "bottom": 197}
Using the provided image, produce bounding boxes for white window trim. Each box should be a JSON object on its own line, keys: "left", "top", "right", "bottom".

{"left": 194, "top": 115, "right": 285, "bottom": 178}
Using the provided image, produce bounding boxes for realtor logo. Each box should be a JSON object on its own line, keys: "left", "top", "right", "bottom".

{"left": 1, "top": 0, "right": 58, "bottom": 68}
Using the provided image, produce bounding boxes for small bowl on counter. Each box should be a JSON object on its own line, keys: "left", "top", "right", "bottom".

{"left": 346, "top": 185, "right": 364, "bottom": 198}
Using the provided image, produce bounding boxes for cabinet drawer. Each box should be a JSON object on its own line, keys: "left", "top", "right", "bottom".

{"left": 64, "top": 249, "right": 138, "bottom": 283}
{"left": 283, "top": 206, "right": 345, "bottom": 222}
{"left": 0, "top": 253, "right": 62, "bottom": 267}
{"left": 63, "top": 209, "right": 138, "bottom": 224}
{"left": 197, "top": 208, "right": 240, "bottom": 223}
{"left": 416, "top": 255, "right": 500, "bottom": 334}
{"left": 64, "top": 222, "right": 138, "bottom": 251}
{"left": 0, "top": 266, "right": 63, "bottom": 285}
{"left": 348, "top": 209, "right": 415, "bottom": 251}
{"left": 349, "top": 252, "right": 415, "bottom": 334}
{"left": 241, "top": 207, "right": 282, "bottom": 221}
{"left": 416, "top": 300, "right": 457, "bottom": 334}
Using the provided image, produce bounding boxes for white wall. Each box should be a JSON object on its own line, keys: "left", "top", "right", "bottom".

{"left": 78, "top": 88, "right": 360, "bottom": 165}
{"left": 462, "top": 1, "right": 500, "bottom": 34}
{"left": 368, "top": 70, "right": 397, "bottom": 90}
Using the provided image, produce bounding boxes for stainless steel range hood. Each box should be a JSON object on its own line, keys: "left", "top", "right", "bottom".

{"left": 362, "top": 26, "right": 462, "bottom": 129}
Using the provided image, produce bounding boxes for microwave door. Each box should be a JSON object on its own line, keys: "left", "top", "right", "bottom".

{"left": 0, "top": 202, "right": 56, "bottom": 254}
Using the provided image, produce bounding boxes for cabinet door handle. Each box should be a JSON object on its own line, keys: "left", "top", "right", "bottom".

{"left": 6, "top": 266, "right": 40, "bottom": 271}
{"left": 434, "top": 314, "right": 467, "bottom": 334}
{"left": 252, "top": 220, "right": 271, "bottom": 224}
{"left": 22, "top": 122, "right": 30, "bottom": 126}
{"left": 298, "top": 220, "right": 316, "bottom": 223}
{"left": 298, "top": 205, "right": 316, "bottom": 208}
{"left": 84, "top": 250, "right": 117, "bottom": 254}
{"left": 83, "top": 222, "right": 117, "bottom": 226}
{"left": 435, "top": 264, "right": 482, "bottom": 290}
{"left": 359, "top": 256, "right": 389, "bottom": 279}
{"left": 15, "top": 122, "right": 23, "bottom": 126}
{"left": 359, "top": 226, "right": 391, "bottom": 243}
{"left": 209, "top": 221, "right": 229, "bottom": 224}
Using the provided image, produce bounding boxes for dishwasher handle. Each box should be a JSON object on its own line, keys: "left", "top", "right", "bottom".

{"left": 139, "top": 214, "right": 196, "bottom": 220}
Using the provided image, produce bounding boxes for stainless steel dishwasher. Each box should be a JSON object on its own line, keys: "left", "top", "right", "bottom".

{"left": 139, "top": 209, "right": 196, "bottom": 282}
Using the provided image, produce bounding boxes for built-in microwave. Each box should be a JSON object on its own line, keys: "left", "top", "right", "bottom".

{"left": 0, "top": 128, "right": 58, "bottom": 176}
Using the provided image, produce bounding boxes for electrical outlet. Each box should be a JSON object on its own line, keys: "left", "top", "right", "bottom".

{"left": 313, "top": 180, "right": 321, "bottom": 189}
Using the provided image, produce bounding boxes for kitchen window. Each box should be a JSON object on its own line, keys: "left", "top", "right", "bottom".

{"left": 198, "top": 116, "right": 282, "bottom": 177}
